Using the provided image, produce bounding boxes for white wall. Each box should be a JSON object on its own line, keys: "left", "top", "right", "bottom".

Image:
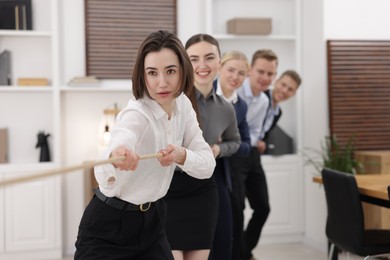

{"left": 302, "top": 0, "right": 390, "bottom": 252}
{"left": 301, "top": 0, "right": 328, "bottom": 251}
{"left": 324, "top": 0, "right": 390, "bottom": 39}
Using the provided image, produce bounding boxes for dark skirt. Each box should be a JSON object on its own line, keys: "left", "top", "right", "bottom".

{"left": 164, "top": 170, "right": 218, "bottom": 250}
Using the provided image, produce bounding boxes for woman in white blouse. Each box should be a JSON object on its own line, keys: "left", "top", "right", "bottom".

{"left": 74, "top": 30, "right": 216, "bottom": 260}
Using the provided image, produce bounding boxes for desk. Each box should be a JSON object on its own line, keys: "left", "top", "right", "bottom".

{"left": 313, "top": 174, "right": 390, "bottom": 208}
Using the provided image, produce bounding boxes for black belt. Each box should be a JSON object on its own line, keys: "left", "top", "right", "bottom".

{"left": 94, "top": 188, "right": 153, "bottom": 212}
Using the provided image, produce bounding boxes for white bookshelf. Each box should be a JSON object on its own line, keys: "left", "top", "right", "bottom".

{"left": 203, "top": 0, "right": 304, "bottom": 242}
{"left": 0, "top": 0, "right": 62, "bottom": 258}
{"left": 204, "top": 0, "right": 302, "bottom": 148}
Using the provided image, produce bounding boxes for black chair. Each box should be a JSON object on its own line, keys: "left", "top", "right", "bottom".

{"left": 322, "top": 168, "right": 390, "bottom": 260}
{"left": 388, "top": 185, "right": 390, "bottom": 202}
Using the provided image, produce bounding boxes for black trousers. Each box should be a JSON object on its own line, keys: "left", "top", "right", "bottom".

{"left": 237, "top": 148, "right": 270, "bottom": 260}
{"left": 75, "top": 195, "right": 174, "bottom": 260}
{"left": 229, "top": 155, "right": 247, "bottom": 260}
{"left": 209, "top": 161, "right": 233, "bottom": 260}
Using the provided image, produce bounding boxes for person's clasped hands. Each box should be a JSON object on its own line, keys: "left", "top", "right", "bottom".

{"left": 111, "top": 144, "right": 186, "bottom": 170}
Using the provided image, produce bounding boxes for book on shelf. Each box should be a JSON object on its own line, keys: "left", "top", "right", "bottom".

{"left": 17, "top": 78, "right": 49, "bottom": 86}
{"left": 0, "top": 0, "right": 32, "bottom": 30}
{"left": 0, "top": 50, "right": 11, "bottom": 86}
{"left": 68, "top": 76, "right": 101, "bottom": 87}
{"left": 0, "top": 128, "right": 8, "bottom": 164}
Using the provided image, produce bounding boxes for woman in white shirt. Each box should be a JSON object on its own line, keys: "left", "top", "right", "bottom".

{"left": 74, "top": 30, "right": 216, "bottom": 260}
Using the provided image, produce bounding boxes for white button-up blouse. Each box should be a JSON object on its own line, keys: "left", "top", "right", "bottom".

{"left": 94, "top": 93, "right": 216, "bottom": 205}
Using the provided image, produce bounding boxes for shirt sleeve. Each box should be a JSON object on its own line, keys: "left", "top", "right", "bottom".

{"left": 257, "top": 95, "right": 270, "bottom": 141}
{"left": 235, "top": 100, "right": 251, "bottom": 157}
{"left": 178, "top": 95, "right": 216, "bottom": 179}
{"left": 93, "top": 107, "right": 145, "bottom": 191}
{"left": 218, "top": 103, "right": 241, "bottom": 157}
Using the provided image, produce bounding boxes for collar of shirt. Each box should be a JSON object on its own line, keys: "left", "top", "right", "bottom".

{"left": 239, "top": 78, "right": 263, "bottom": 104}
{"left": 140, "top": 93, "right": 180, "bottom": 120}
{"left": 268, "top": 89, "right": 281, "bottom": 115}
{"left": 216, "top": 80, "right": 238, "bottom": 104}
{"left": 195, "top": 87, "right": 216, "bottom": 101}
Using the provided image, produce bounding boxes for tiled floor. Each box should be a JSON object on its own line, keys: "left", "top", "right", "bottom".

{"left": 60, "top": 243, "right": 365, "bottom": 260}
{"left": 252, "top": 243, "right": 327, "bottom": 260}
{"left": 253, "top": 243, "right": 364, "bottom": 260}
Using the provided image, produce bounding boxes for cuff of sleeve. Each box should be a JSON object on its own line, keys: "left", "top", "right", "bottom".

{"left": 94, "top": 147, "right": 117, "bottom": 187}
{"left": 177, "top": 148, "right": 190, "bottom": 171}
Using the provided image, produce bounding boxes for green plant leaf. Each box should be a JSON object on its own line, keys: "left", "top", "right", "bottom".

{"left": 301, "top": 134, "right": 364, "bottom": 175}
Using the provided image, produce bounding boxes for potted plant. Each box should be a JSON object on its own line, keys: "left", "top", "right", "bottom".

{"left": 303, "top": 135, "right": 364, "bottom": 175}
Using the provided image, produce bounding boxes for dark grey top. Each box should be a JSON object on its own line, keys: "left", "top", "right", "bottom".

{"left": 195, "top": 88, "right": 241, "bottom": 158}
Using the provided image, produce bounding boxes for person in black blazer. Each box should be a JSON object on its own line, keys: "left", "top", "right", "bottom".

{"left": 243, "top": 69, "right": 301, "bottom": 260}
{"left": 213, "top": 50, "right": 251, "bottom": 260}
{"left": 262, "top": 70, "right": 301, "bottom": 145}
{"left": 236, "top": 49, "right": 302, "bottom": 260}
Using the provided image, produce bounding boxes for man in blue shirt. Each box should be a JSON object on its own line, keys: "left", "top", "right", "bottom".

{"left": 236, "top": 49, "right": 278, "bottom": 260}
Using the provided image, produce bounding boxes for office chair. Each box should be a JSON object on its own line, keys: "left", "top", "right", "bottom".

{"left": 388, "top": 185, "right": 390, "bottom": 202}
{"left": 322, "top": 168, "right": 390, "bottom": 260}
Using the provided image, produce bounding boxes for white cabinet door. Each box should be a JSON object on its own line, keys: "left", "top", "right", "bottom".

{"left": 3, "top": 173, "right": 61, "bottom": 259}
{"left": 264, "top": 155, "right": 303, "bottom": 231}
{"left": 244, "top": 155, "right": 304, "bottom": 243}
{"left": 0, "top": 173, "right": 4, "bottom": 253}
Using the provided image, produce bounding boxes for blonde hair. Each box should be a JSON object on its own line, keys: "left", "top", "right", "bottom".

{"left": 221, "top": 50, "right": 250, "bottom": 71}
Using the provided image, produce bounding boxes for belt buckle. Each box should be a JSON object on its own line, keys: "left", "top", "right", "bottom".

{"left": 140, "top": 202, "right": 151, "bottom": 212}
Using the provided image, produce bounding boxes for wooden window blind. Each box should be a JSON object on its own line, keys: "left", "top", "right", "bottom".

{"left": 85, "top": 0, "right": 176, "bottom": 79}
{"left": 327, "top": 40, "right": 390, "bottom": 151}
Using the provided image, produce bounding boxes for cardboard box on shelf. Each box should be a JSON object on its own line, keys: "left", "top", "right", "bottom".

{"left": 0, "top": 128, "right": 8, "bottom": 163}
{"left": 17, "top": 78, "right": 49, "bottom": 86}
{"left": 227, "top": 18, "right": 272, "bottom": 35}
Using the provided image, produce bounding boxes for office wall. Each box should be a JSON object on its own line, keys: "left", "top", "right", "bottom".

{"left": 303, "top": 0, "right": 390, "bottom": 252}
{"left": 324, "top": 0, "right": 390, "bottom": 40}
{"left": 301, "top": 0, "right": 328, "bottom": 251}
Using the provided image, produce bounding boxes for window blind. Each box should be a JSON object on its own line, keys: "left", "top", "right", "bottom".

{"left": 85, "top": 0, "right": 176, "bottom": 79}
{"left": 327, "top": 40, "right": 390, "bottom": 151}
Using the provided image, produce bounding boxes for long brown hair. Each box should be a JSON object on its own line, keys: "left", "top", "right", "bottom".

{"left": 132, "top": 30, "right": 194, "bottom": 100}
{"left": 184, "top": 33, "right": 221, "bottom": 125}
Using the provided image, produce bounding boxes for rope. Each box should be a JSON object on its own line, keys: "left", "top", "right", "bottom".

{"left": 0, "top": 153, "right": 163, "bottom": 187}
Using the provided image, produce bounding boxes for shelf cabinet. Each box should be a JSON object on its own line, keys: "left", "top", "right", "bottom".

{"left": 0, "top": 0, "right": 62, "bottom": 258}
{"left": 203, "top": 0, "right": 304, "bottom": 243}
{"left": 0, "top": 91, "right": 54, "bottom": 164}
{"left": 205, "top": 0, "right": 301, "bottom": 150}
{"left": 0, "top": 0, "right": 60, "bottom": 164}
{"left": 206, "top": 0, "right": 297, "bottom": 35}
{"left": 0, "top": 164, "right": 62, "bottom": 259}
{"left": 0, "top": 34, "right": 52, "bottom": 86}
{"left": 0, "top": 0, "right": 55, "bottom": 88}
